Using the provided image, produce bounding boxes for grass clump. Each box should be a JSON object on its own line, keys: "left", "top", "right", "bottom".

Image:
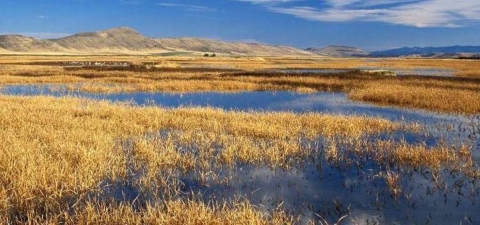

{"left": 0, "top": 95, "right": 403, "bottom": 223}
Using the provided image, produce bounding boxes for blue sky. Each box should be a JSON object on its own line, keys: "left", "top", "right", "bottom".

{"left": 1, "top": 0, "right": 480, "bottom": 50}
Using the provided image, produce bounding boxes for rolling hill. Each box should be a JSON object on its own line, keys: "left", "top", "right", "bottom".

{"left": 156, "top": 37, "right": 308, "bottom": 56}
{"left": 0, "top": 27, "right": 312, "bottom": 56}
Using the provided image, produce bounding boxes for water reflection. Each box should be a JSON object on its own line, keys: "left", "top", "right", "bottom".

{"left": 0, "top": 84, "right": 467, "bottom": 121}
{"left": 1, "top": 84, "right": 479, "bottom": 224}
{"left": 355, "top": 67, "right": 456, "bottom": 77}
{"left": 188, "top": 163, "right": 480, "bottom": 224}
{"left": 1, "top": 84, "right": 478, "bottom": 153}
{"left": 268, "top": 68, "right": 456, "bottom": 77}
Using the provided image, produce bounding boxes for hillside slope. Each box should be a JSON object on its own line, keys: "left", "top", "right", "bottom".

{"left": 52, "top": 27, "right": 164, "bottom": 53}
{"left": 0, "top": 27, "right": 311, "bottom": 56}
{"left": 156, "top": 37, "right": 311, "bottom": 55}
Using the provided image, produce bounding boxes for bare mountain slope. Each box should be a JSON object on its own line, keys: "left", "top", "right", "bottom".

{"left": 156, "top": 37, "right": 311, "bottom": 56}
{"left": 52, "top": 27, "right": 164, "bottom": 53}
{"left": 0, "top": 35, "right": 66, "bottom": 52}
{"left": 0, "top": 27, "right": 311, "bottom": 56}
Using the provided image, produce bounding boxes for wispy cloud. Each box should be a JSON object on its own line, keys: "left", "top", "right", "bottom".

{"left": 34, "top": 15, "right": 48, "bottom": 20}
{"left": 237, "top": 0, "right": 301, "bottom": 4}
{"left": 119, "top": 0, "right": 142, "bottom": 5}
{"left": 157, "top": 3, "right": 215, "bottom": 12}
{"left": 240, "top": 0, "right": 480, "bottom": 27}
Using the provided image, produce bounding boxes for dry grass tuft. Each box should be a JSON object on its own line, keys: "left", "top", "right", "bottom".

{"left": 0, "top": 56, "right": 479, "bottom": 223}
{"left": 2, "top": 58, "right": 480, "bottom": 114}
{"left": 0, "top": 95, "right": 402, "bottom": 223}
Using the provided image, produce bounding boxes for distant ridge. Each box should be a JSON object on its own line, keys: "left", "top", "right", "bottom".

{"left": 0, "top": 35, "right": 66, "bottom": 52}
{"left": 52, "top": 27, "right": 162, "bottom": 52}
{"left": 0, "top": 27, "right": 312, "bottom": 56}
{"left": 2, "top": 28, "right": 477, "bottom": 58}
{"left": 156, "top": 37, "right": 308, "bottom": 56}
{"left": 305, "top": 45, "right": 369, "bottom": 57}
{"left": 305, "top": 45, "right": 480, "bottom": 58}
{"left": 371, "top": 46, "right": 480, "bottom": 57}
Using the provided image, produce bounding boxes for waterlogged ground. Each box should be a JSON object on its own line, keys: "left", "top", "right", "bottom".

{"left": 269, "top": 68, "right": 456, "bottom": 77}
{"left": 356, "top": 67, "right": 457, "bottom": 77}
{"left": 2, "top": 84, "right": 480, "bottom": 224}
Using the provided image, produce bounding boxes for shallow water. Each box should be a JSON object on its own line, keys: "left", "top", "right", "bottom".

{"left": 0, "top": 84, "right": 466, "bottom": 121}
{"left": 356, "top": 67, "right": 456, "bottom": 77}
{"left": 269, "top": 67, "right": 456, "bottom": 77}
{"left": 191, "top": 163, "right": 480, "bottom": 224}
{"left": 267, "top": 69, "right": 351, "bottom": 74}
{"left": 2, "top": 84, "right": 479, "bottom": 224}
{"left": 2, "top": 84, "right": 478, "bottom": 156}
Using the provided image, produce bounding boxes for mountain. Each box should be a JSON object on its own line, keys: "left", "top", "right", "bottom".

{"left": 0, "top": 27, "right": 163, "bottom": 54}
{"left": 0, "top": 27, "right": 311, "bottom": 56}
{"left": 52, "top": 27, "right": 163, "bottom": 53}
{"left": 0, "top": 35, "right": 67, "bottom": 53}
{"left": 156, "top": 37, "right": 309, "bottom": 56}
{"left": 305, "top": 45, "right": 369, "bottom": 57}
{"left": 371, "top": 46, "right": 480, "bottom": 57}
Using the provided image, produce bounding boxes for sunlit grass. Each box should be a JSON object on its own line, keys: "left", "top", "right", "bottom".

{"left": 0, "top": 95, "right": 408, "bottom": 223}
{"left": 1, "top": 57, "right": 480, "bottom": 114}
{"left": 1, "top": 56, "right": 479, "bottom": 223}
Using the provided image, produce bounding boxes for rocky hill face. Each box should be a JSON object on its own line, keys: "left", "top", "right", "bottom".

{"left": 52, "top": 27, "right": 163, "bottom": 53}
{"left": 0, "top": 27, "right": 311, "bottom": 56}
{"left": 156, "top": 37, "right": 310, "bottom": 55}
{"left": 305, "top": 45, "right": 369, "bottom": 57}
{"left": 0, "top": 35, "right": 66, "bottom": 52}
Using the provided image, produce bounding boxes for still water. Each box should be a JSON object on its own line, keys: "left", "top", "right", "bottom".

{"left": 2, "top": 84, "right": 479, "bottom": 224}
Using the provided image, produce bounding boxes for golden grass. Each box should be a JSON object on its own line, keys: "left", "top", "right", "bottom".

{"left": 0, "top": 56, "right": 479, "bottom": 223}
{"left": 349, "top": 83, "right": 480, "bottom": 114}
{"left": 373, "top": 141, "right": 470, "bottom": 171}
{"left": 2, "top": 55, "right": 480, "bottom": 75}
{"left": 0, "top": 95, "right": 403, "bottom": 223}
{"left": 2, "top": 57, "right": 480, "bottom": 114}
{"left": 11, "top": 200, "right": 294, "bottom": 225}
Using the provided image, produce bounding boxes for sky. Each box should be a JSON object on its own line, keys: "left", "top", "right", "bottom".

{"left": 1, "top": 0, "right": 480, "bottom": 50}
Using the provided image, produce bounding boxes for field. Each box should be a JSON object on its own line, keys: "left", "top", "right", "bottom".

{"left": 0, "top": 55, "right": 479, "bottom": 224}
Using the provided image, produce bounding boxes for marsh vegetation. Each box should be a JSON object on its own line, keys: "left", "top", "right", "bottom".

{"left": 0, "top": 56, "right": 479, "bottom": 224}
{"left": 1, "top": 56, "right": 479, "bottom": 114}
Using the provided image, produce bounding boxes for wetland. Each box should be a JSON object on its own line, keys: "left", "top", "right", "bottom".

{"left": 0, "top": 56, "right": 479, "bottom": 224}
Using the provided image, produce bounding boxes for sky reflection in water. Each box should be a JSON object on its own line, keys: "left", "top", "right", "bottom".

{"left": 2, "top": 84, "right": 479, "bottom": 224}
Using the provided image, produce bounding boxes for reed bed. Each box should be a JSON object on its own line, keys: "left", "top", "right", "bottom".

{"left": 3, "top": 95, "right": 473, "bottom": 223}
{"left": 2, "top": 58, "right": 480, "bottom": 114}
{"left": 1, "top": 56, "right": 479, "bottom": 223}
{"left": 2, "top": 56, "right": 480, "bottom": 76}
{"left": 349, "top": 82, "right": 480, "bottom": 114}
{"left": 0, "top": 95, "right": 409, "bottom": 223}
{"left": 4, "top": 200, "right": 294, "bottom": 225}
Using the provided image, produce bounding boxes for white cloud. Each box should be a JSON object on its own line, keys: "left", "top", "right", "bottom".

{"left": 241, "top": 0, "right": 480, "bottom": 27}
{"left": 34, "top": 15, "right": 48, "bottom": 19}
{"left": 326, "top": 0, "right": 421, "bottom": 8}
{"left": 325, "top": 0, "right": 362, "bottom": 8}
{"left": 157, "top": 3, "right": 216, "bottom": 12}
{"left": 237, "top": 0, "right": 301, "bottom": 3}
{"left": 119, "top": 0, "right": 142, "bottom": 5}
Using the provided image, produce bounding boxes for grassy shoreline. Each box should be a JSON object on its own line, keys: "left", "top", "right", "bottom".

{"left": 1, "top": 63, "right": 479, "bottom": 114}
{"left": 0, "top": 95, "right": 414, "bottom": 223}
{"left": 1, "top": 56, "right": 479, "bottom": 223}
